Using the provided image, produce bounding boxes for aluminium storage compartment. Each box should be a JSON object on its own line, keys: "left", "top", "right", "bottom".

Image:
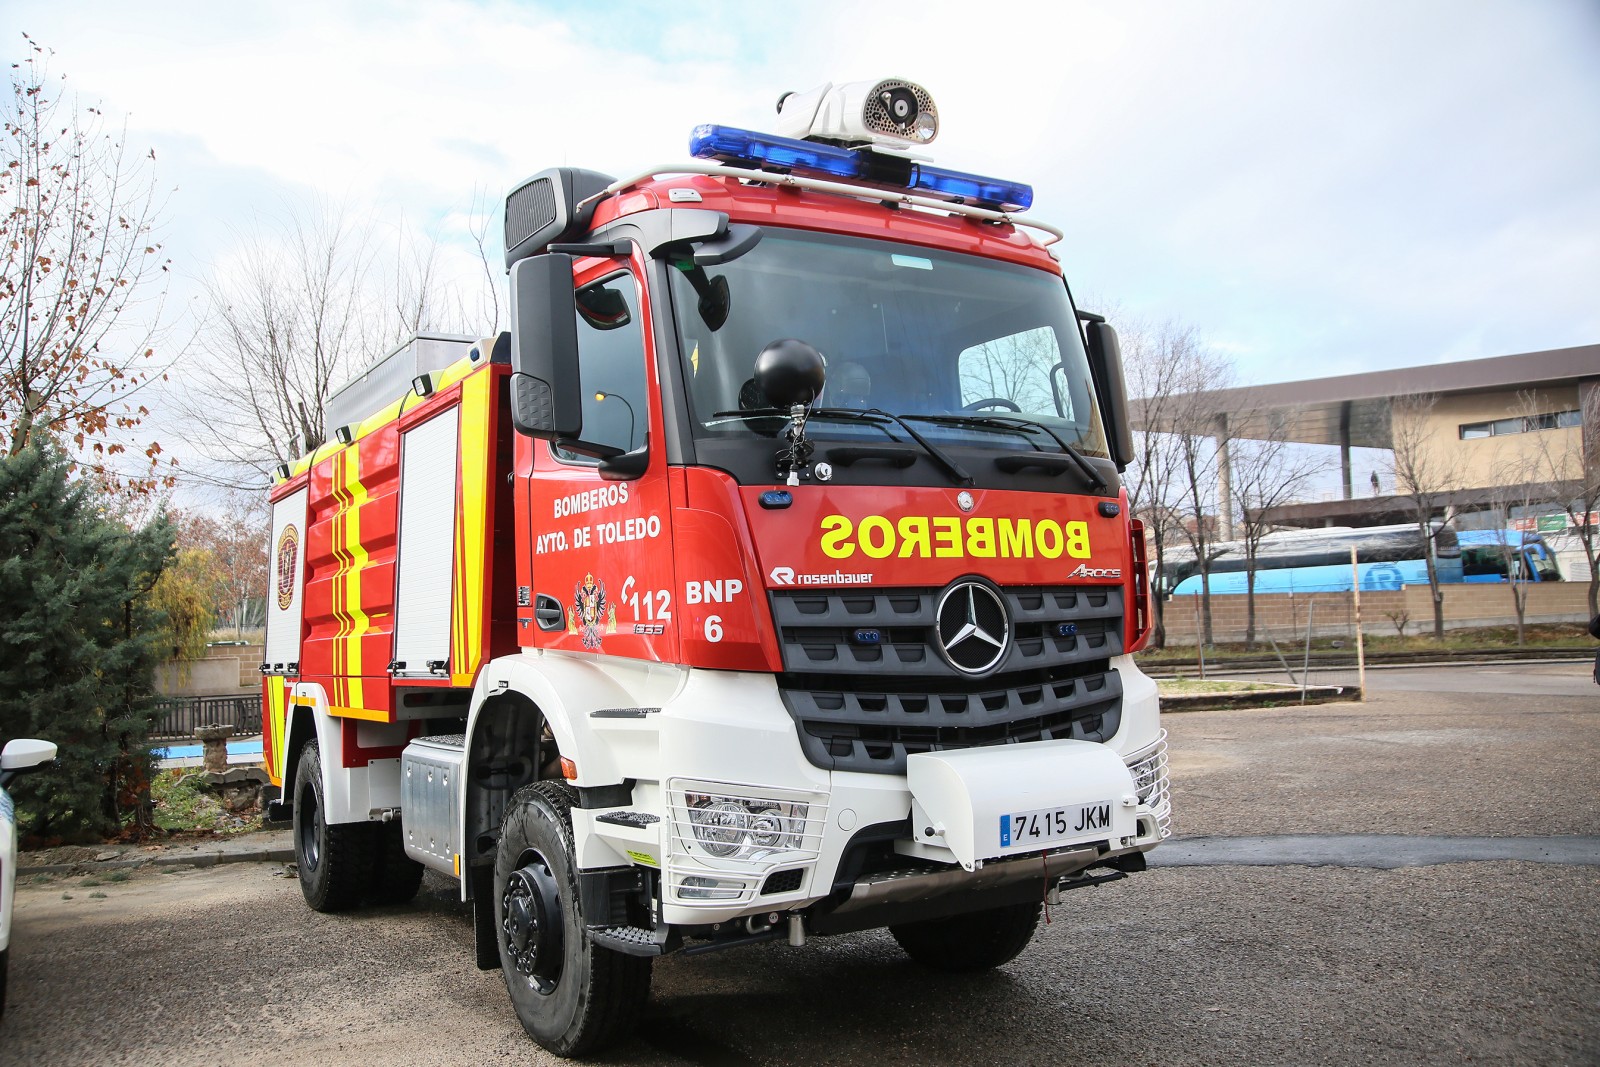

{"left": 401, "top": 734, "right": 466, "bottom": 875}
{"left": 324, "top": 333, "right": 474, "bottom": 435}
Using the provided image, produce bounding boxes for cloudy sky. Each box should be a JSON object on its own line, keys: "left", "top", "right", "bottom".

{"left": 6, "top": 0, "right": 1598, "bottom": 393}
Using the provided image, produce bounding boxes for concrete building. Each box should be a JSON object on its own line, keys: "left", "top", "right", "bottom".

{"left": 1129, "top": 344, "right": 1598, "bottom": 572}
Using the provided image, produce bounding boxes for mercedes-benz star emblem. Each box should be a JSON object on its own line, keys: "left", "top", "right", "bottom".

{"left": 935, "top": 580, "right": 1010, "bottom": 675}
{"left": 956, "top": 491, "right": 975, "bottom": 512}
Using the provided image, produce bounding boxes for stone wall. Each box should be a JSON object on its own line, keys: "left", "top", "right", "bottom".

{"left": 155, "top": 642, "right": 264, "bottom": 697}
{"left": 1157, "top": 581, "right": 1593, "bottom": 645}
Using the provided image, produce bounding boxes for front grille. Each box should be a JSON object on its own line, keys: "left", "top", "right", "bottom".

{"left": 774, "top": 584, "right": 1126, "bottom": 775}
{"left": 772, "top": 585, "right": 1124, "bottom": 679}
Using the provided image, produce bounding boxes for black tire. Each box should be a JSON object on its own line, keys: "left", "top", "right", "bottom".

{"left": 293, "top": 741, "right": 374, "bottom": 913}
{"left": 890, "top": 901, "right": 1042, "bottom": 972}
{"left": 0, "top": 946, "right": 9, "bottom": 1018}
{"left": 494, "top": 780, "right": 651, "bottom": 1057}
{"left": 367, "top": 820, "right": 425, "bottom": 905}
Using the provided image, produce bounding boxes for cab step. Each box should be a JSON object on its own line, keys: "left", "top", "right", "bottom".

{"left": 587, "top": 924, "right": 678, "bottom": 957}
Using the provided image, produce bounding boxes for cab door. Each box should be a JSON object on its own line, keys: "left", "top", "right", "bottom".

{"left": 525, "top": 253, "right": 679, "bottom": 664}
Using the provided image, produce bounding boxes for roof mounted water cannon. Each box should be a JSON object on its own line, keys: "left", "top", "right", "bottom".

{"left": 687, "top": 77, "right": 1031, "bottom": 213}
{"left": 774, "top": 78, "right": 939, "bottom": 149}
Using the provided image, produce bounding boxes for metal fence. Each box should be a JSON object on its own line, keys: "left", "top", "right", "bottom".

{"left": 150, "top": 694, "right": 263, "bottom": 741}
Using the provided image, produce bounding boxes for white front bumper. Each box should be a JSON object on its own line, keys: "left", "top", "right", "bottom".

{"left": 581, "top": 654, "right": 1168, "bottom": 927}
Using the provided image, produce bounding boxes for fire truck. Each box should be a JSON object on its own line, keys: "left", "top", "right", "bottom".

{"left": 262, "top": 78, "right": 1168, "bottom": 1057}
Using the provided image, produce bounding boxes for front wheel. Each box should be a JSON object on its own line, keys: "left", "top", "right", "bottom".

{"left": 494, "top": 781, "right": 651, "bottom": 1057}
{"left": 293, "top": 741, "right": 374, "bottom": 912}
{"left": 890, "top": 901, "right": 1042, "bottom": 972}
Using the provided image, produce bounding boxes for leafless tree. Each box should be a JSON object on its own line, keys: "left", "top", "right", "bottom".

{"left": 178, "top": 201, "right": 497, "bottom": 486}
{"left": 1125, "top": 321, "right": 1234, "bottom": 646}
{"left": 1479, "top": 465, "right": 1547, "bottom": 647}
{"left": 1122, "top": 317, "right": 1190, "bottom": 647}
{"left": 179, "top": 203, "right": 378, "bottom": 482}
{"left": 466, "top": 185, "right": 502, "bottom": 336}
{"left": 1517, "top": 385, "right": 1600, "bottom": 615}
{"left": 957, "top": 327, "right": 1058, "bottom": 413}
{"left": 1167, "top": 333, "right": 1235, "bottom": 647}
{"left": 1387, "top": 393, "right": 1451, "bottom": 639}
{"left": 0, "top": 35, "right": 174, "bottom": 492}
{"left": 1229, "top": 410, "right": 1326, "bottom": 648}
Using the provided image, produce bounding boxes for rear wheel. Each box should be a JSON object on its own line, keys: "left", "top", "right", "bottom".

{"left": 367, "top": 820, "right": 425, "bottom": 905}
{"left": 890, "top": 901, "right": 1042, "bottom": 972}
{"left": 494, "top": 780, "right": 651, "bottom": 1056}
{"left": 293, "top": 741, "right": 374, "bottom": 912}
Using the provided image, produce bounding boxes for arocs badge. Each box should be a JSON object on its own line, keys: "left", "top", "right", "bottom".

{"left": 568, "top": 573, "right": 618, "bottom": 649}
{"left": 275, "top": 525, "right": 299, "bottom": 610}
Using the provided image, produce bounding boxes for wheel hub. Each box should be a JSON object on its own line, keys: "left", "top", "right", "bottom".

{"left": 502, "top": 853, "right": 564, "bottom": 992}
{"left": 295, "top": 788, "right": 321, "bottom": 872}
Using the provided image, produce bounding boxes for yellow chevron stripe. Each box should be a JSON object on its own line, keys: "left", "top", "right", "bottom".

{"left": 329, "top": 450, "right": 351, "bottom": 691}
{"left": 266, "top": 682, "right": 287, "bottom": 786}
{"left": 339, "top": 442, "right": 370, "bottom": 709}
{"left": 452, "top": 371, "right": 490, "bottom": 686}
{"left": 329, "top": 704, "right": 391, "bottom": 723}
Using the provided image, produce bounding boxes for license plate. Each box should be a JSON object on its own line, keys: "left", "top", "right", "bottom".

{"left": 1000, "top": 801, "right": 1113, "bottom": 850}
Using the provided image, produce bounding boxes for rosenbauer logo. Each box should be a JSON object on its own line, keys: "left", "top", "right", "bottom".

{"left": 769, "top": 566, "right": 874, "bottom": 586}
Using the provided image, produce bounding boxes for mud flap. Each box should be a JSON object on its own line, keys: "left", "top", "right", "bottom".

{"left": 470, "top": 864, "right": 500, "bottom": 970}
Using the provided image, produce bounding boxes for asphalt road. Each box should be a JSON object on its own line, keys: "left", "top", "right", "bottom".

{"left": 2, "top": 663, "right": 1596, "bottom": 1067}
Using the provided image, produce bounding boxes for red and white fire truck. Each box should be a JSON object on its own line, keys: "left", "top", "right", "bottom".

{"left": 262, "top": 78, "right": 1168, "bottom": 1056}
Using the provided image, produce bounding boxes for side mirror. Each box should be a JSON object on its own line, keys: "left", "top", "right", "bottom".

{"left": 1084, "top": 320, "right": 1135, "bottom": 472}
{"left": 509, "top": 253, "right": 583, "bottom": 440}
{"left": 1, "top": 737, "right": 57, "bottom": 790}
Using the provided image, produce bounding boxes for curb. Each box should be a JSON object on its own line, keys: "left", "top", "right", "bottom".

{"left": 1159, "top": 684, "right": 1361, "bottom": 713}
{"left": 1139, "top": 649, "right": 1592, "bottom": 674}
{"left": 20, "top": 834, "right": 295, "bottom": 875}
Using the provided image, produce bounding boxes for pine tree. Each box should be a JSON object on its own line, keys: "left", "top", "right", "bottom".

{"left": 0, "top": 444, "right": 173, "bottom": 839}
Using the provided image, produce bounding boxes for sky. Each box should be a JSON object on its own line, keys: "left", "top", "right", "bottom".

{"left": 4, "top": 0, "right": 1598, "bottom": 490}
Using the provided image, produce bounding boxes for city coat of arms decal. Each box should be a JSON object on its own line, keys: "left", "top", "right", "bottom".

{"left": 568, "top": 573, "right": 617, "bottom": 649}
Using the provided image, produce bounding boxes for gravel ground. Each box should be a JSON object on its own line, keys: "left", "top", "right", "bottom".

{"left": 1169, "top": 666, "right": 1599, "bottom": 838}
{"left": 1, "top": 663, "right": 1595, "bottom": 1066}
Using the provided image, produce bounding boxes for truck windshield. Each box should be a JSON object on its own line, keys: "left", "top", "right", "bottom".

{"left": 668, "top": 229, "right": 1108, "bottom": 457}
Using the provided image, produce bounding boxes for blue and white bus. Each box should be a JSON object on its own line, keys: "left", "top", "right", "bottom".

{"left": 1160, "top": 523, "right": 1464, "bottom": 596}
{"left": 1455, "top": 529, "right": 1563, "bottom": 583}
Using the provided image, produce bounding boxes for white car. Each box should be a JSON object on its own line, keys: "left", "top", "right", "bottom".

{"left": 1, "top": 738, "right": 57, "bottom": 1018}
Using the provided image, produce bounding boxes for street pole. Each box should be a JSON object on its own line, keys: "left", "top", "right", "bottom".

{"left": 595, "top": 391, "right": 636, "bottom": 450}
{"left": 1350, "top": 546, "right": 1366, "bottom": 700}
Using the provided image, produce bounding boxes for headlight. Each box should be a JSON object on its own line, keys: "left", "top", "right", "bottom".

{"left": 685, "top": 792, "right": 809, "bottom": 861}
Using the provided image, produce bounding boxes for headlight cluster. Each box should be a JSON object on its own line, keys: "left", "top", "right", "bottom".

{"left": 685, "top": 793, "right": 809, "bottom": 860}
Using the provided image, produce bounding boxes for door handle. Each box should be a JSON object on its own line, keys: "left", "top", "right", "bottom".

{"left": 534, "top": 594, "right": 565, "bottom": 632}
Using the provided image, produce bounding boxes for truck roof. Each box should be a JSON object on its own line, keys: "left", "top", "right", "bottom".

{"left": 592, "top": 172, "right": 1064, "bottom": 275}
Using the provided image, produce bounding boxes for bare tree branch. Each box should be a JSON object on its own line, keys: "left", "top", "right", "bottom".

{"left": 1387, "top": 392, "right": 1452, "bottom": 639}
{"left": 0, "top": 34, "right": 176, "bottom": 493}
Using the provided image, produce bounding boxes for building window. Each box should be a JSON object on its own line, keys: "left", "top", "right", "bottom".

{"left": 1459, "top": 409, "right": 1580, "bottom": 439}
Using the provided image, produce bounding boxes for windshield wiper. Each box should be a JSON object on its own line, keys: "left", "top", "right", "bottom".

{"left": 712, "top": 406, "right": 972, "bottom": 485}
{"left": 901, "top": 414, "right": 1109, "bottom": 493}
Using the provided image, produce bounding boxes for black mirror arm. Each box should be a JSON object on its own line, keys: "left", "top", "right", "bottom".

{"left": 554, "top": 438, "right": 625, "bottom": 461}
{"left": 599, "top": 438, "right": 651, "bottom": 481}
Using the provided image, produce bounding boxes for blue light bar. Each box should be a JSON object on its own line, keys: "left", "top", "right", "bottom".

{"left": 688, "top": 124, "right": 1033, "bottom": 212}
